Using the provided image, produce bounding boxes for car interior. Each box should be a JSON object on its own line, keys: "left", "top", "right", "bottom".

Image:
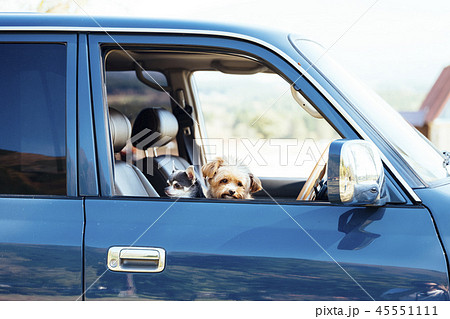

{"left": 103, "top": 47, "right": 341, "bottom": 202}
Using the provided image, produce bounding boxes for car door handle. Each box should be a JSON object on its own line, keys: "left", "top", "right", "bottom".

{"left": 107, "top": 246, "right": 166, "bottom": 273}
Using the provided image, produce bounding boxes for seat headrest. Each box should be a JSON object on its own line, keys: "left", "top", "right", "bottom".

{"left": 132, "top": 107, "right": 179, "bottom": 150}
{"left": 109, "top": 108, "right": 131, "bottom": 153}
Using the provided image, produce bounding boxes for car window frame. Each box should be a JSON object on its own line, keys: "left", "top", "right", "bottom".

{"left": 87, "top": 32, "right": 412, "bottom": 205}
{"left": 0, "top": 33, "right": 78, "bottom": 198}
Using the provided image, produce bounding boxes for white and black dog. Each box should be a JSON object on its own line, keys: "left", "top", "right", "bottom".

{"left": 165, "top": 165, "right": 205, "bottom": 198}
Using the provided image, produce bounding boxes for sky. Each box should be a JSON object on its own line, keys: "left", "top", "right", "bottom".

{"left": 1, "top": 0, "right": 449, "bottom": 109}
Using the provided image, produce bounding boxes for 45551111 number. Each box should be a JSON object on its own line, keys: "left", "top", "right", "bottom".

{"left": 375, "top": 305, "right": 437, "bottom": 316}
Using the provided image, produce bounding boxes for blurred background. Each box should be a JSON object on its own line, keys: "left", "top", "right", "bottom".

{"left": 2, "top": 0, "right": 449, "bottom": 150}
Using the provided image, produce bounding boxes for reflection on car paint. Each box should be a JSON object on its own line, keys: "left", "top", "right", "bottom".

{"left": 337, "top": 208, "right": 384, "bottom": 250}
{"left": 86, "top": 247, "right": 447, "bottom": 301}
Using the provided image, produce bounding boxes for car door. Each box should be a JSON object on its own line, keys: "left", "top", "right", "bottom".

{"left": 0, "top": 34, "right": 83, "bottom": 300}
{"left": 83, "top": 32, "right": 448, "bottom": 301}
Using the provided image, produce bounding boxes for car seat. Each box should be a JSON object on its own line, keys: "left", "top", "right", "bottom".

{"left": 109, "top": 108, "right": 159, "bottom": 197}
{"left": 131, "top": 107, "right": 193, "bottom": 196}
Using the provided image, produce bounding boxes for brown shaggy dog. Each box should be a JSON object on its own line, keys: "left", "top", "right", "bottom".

{"left": 202, "top": 157, "right": 262, "bottom": 199}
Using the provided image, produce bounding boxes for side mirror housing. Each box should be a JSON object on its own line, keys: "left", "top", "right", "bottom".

{"left": 327, "top": 139, "right": 388, "bottom": 206}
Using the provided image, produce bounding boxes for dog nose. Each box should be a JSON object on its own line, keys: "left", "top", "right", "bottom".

{"left": 229, "top": 190, "right": 235, "bottom": 195}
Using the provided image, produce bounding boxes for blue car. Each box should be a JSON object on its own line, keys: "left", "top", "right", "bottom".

{"left": 0, "top": 13, "right": 449, "bottom": 301}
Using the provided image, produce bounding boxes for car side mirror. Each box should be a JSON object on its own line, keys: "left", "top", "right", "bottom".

{"left": 327, "top": 139, "right": 388, "bottom": 206}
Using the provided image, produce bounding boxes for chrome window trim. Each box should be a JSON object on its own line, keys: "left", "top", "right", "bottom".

{"left": 3, "top": 25, "right": 420, "bottom": 202}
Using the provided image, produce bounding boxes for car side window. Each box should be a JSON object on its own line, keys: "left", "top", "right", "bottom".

{"left": 96, "top": 44, "right": 344, "bottom": 200}
{"left": 0, "top": 43, "right": 66, "bottom": 195}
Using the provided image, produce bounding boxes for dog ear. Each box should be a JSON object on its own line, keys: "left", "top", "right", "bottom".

{"left": 186, "top": 166, "right": 196, "bottom": 182}
{"left": 172, "top": 161, "right": 177, "bottom": 173}
{"left": 202, "top": 158, "right": 224, "bottom": 179}
{"left": 249, "top": 173, "right": 262, "bottom": 193}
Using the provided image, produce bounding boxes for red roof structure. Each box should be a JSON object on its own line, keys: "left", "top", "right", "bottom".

{"left": 421, "top": 66, "right": 450, "bottom": 123}
{"left": 401, "top": 66, "right": 450, "bottom": 137}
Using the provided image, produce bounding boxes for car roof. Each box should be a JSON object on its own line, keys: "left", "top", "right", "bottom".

{"left": 0, "top": 13, "right": 289, "bottom": 43}
{"left": 0, "top": 13, "right": 307, "bottom": 73}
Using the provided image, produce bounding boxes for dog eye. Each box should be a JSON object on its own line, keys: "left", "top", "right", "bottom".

{"left": 237, "top": 182, "right": 243, "bottom": 187}
{"left": 220, "top": 179, "right": 228, "bottom": 184}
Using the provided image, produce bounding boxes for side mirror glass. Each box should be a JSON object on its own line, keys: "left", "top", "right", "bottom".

{"left": 327, "top": 139, "right": 388, "bottom": 206}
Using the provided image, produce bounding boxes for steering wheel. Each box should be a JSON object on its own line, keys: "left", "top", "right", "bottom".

{"left": 297, "top": 144, "right": 330, "bottom": 201}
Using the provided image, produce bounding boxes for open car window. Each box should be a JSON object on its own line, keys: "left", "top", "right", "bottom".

{"left": 102, "top": 47, "right": 341, "bottom": 201}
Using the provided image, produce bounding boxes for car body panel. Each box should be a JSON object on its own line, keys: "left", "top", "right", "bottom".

{"left": 84, "top": 199, "right": 447, "bottom": 300}
{"left": 416, "top": 181, "right": 450, "bottom": 265}
{"left": 78, "top": 33, "right": 99, "bottom": 196}
{"left": 0, "top": 197, "right": 83, "bottom": 300}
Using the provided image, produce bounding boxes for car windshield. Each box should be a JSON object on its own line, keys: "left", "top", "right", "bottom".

{"left": 290, "top": 37, "right": 450, "bottom": 184}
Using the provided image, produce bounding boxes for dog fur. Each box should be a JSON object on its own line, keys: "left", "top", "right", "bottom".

{"left": 201, "top": 157, "right": 262, "bottom": 199}
{"left": 165, "top": 165, "right": 205, "bottom": 198}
